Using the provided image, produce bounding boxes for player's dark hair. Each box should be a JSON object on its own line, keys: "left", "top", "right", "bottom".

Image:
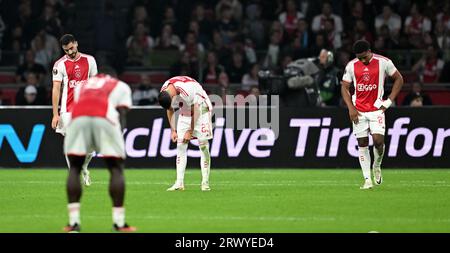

{"left": 353, "top": 40, "right": 371, "bottom": 54}
{"left": 98, "top": 65, "right": 117, "bottom": 77}
{"left": 60, "top": 34, "right": 76, "bottom": 46}
{"left": 158, "top": 91, "right": 172, "bottom": 109}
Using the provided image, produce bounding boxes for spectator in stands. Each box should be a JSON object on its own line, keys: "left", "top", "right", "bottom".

{"left": 352, "top": 19, "right": 374, "bottom": 46}
{"left": 161, "top": 6, "right": 179, "bottom": 35}
{"left": 402, "top": 82, "right": 433, "bottom": 106}
{"left": 291, "top": 18, "right": 312, "bottom": 58}
{"left": 126, "top": 22, "right": 154, "bottom": 66}
{"left": 323, "top": 18, "right": 342, "bottom": 49}
{"left": 215, "top": 0, "right": 243, "bottom": 21}
{"left": 269, "top": 20, "right": 286, "bottom": 45}
{"left": 278, "top": 0, "right": 304, "bottom": 40}
{"left": 191, "top": 3, "right": 214, "bottom": 47}
{"left": 15, "top": 49, "right": 47, "bottom": 83}
{"left": 208, "top": 30, "right": 232, "bottom": 66}
{"left": 243, "top": 3, "right": 266, "bottom": 50}
{"left": 170, "top": 51, "right": 198, "bottom": 78}
{"left": 311, "top": 2, "right": 343, "bottom": 35}
{"left": 263, "top": 32, "right": 282, "bottom": 69}
{"left": 155, "top": 24, "right": 181, "bottom": 50}
{"left": 216, "top": 5, "right": 239, "bottom": 45}
{"left": 374, "top": 5, "right": 402, "bottom": 39}
{"left": 436, "top": 2, "right": 450, "bottom": 31}
{"left": 38, "top": 4, "right": 63, "bottom": 38}
{"left": 179, "top": 31, "right": 205, "bottom": 68}
{"left": 132, "top": 74, "right": 159, "bottom": 105}
{"left": 433, "top": 20, "right": 450, "bottom": 51}
{"left": 226, "top": 51, "right": 247, "bottom": 83}
{"left": 187, "top": 20, "right": 208, "bottom": 48}
{"left": 202, "top": 51, "right": 225, "bottom": 84}
{"left": 412, "top": 45, "right": 444, "bottom": 83}
{"left": 94, "top": 0, "right": 119, "bottom": 54}
{"left": 404, "top": 3, "right": 432, "bottom": 49}
{"left": 309, "top": 32, "right": 329, "bottom": 58}
{"left": 241, "top": 63, "right": 260, "bottom": 91}
{"left": 129, "top": 5, "right": 151, "bottom": 36}
{"left": 15, "top": 72, "right": 47, "bottom": 105}
{"left": 374, "top": 24, "right": 399, "bottom": 52}
{"left": 30, "top": 27, "right": 60, "bottom": 68}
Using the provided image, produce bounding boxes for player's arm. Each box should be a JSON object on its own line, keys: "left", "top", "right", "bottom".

{"left": 341, "top": 80, "right": 360, "bottom": 124}
{"left": 183, "top": 103, "right": 199, "bottom": 143}
{"left": 166, "top": 108, "right": 178, "bottom": 142}
{"left": 381, "top": 70, "right": 404, "bottom": 111}
{"left": 51, "top": 80, "right": 62, "bottom": 129}
{"left": 117, "top": 107, "right": 129, "bottom": 131}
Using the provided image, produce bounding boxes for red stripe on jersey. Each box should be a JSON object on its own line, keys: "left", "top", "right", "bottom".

{"left": 64, "top": 57, "right": 90, "bottom": 112}
{"left": 353, "top": 58, "right": 380, "bottom": 112}
{"left": 72, "top": 76, "right": 119, "bottom": 120}
{"left": 177, "top": 87, "right": 189, "bottom": 97}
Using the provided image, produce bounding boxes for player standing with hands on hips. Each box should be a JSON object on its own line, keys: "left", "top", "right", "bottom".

{"left": 63, "top": 67, "right": 136, "bottom": 232}
{"left": 341, "top": 40, "right": 404, "bottom": 190}
{"left": 51, "top": 34, "right": 97, "bottom": 186}
{"left": 158, "top": 76, "right": 213, "bottom": 191}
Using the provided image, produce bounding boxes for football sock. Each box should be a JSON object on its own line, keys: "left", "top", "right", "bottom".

{"left": 82, "top": 152, "right": 94, "bottom": 175}
{"left": 68, "top": 203, "right": 80, "bottom": 226}
{"left": 65, "top": 154, "right": 71, "bottom": 170}
{"left": 176, "top": 142, "right": 188, "bottom": 185}
{"left": 358, "top": 146, "right": 371, "bottom": 180}
{"left": 112, "top": 207, "right": 125, "bottom": 227}
{"left": 373, "top": 144, "right": 385, "bottom": 169}
{"left": 199, "top": 141, "right": 211, "bottom": 184}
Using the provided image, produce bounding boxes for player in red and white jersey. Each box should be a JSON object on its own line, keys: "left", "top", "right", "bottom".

{"left": 63, "top": 67, "right": 136, "bottom": 232}
{"left": 158, "top": 76, "right": 213, "bottom": 191}
{"left": 341, "top": 40, "right": 404, "bottom": 190}
{"left": 51, "top": 34, "right": 98, "bottom": 186}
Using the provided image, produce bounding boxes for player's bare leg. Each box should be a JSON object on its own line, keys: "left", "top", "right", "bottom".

{"left": 64, "top": 155, "right": 85, "bottom": 232}
{"left": 81, "top": 152, "right": 94, "bottom": 186}
{"left": 372, "top": 134, "right": 385, "bottom": 185}
{"left": 357, "top": 137, "right": 373, "bottom": 189}
{"left": 199, "top": 140, "right": 211, "bottom": 191}
{"left": 167, "top": 141, "right": 187, "bottom": 191}
{"left": 105, "top": 158, "right": 136, "bottom": 232}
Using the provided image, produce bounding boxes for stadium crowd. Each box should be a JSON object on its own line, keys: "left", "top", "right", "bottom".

{"left": 1, "top": 0, "right": 449, "bottom": 106}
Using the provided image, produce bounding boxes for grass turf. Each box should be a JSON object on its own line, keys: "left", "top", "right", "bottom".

{"left": 0, "top": 168, "right": 449, "bottom": 233}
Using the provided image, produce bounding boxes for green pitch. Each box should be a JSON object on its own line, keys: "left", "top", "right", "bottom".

{"left": 0, "top": 168, "right": 449, "bottom": 233}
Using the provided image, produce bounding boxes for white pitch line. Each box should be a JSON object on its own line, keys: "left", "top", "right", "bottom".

{"left": 1, "top": 180, "right": 450, "bottom": 187}
{"left": 3, "top": 214, "right": 450, "bottom": 224}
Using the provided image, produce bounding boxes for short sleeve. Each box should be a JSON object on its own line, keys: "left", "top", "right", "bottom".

{"left": 342, "top": 63, "right": 353, "bottom": 83}
{"left": 385, "top": 59, "right": 398, "bottom": 77}
{"left": 116, "top": 82, "right": 132, "bottom": 109}
{"left": 89, "top": 57, "right": 98, "bottom": 77}
{"left": 52, "top": 61, "right": 64, "bottom": 82}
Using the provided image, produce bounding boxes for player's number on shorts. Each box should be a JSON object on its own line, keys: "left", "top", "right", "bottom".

{"left": 377, "top": 116, "right": 383, "bottom": 124}
{"left": 201, "top": 123, "right": 210, "bottom": 133}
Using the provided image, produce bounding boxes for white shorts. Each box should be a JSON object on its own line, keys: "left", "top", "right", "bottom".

{"left": 56, "top": 112, "right": 71, "bottom": 136}
{"left": 64, "top": 116, "right": 126, "bottom": 159}
{"left": 352, "top": 110, "right": 386, "bottom": 138}
{"left": 177, "top": 106, "right": 213, "bottom": 143}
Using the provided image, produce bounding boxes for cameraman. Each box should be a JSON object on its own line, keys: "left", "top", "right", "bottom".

{"left": 314, "top": 49, "right": 341, "bottom": 106}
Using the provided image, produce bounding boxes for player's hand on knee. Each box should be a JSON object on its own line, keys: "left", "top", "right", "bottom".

{"left": 171, "top": 130, "right": 178, "bottom": 143}
{"left": 183, "top": 130, "right": 193, "bottom": 143}
{"left": 52, "top": 115, "right": 60, "bottom": 130}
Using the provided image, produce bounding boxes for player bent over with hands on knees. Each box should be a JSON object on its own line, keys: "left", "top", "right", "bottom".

{"left": 158, "top": 76, "right": 213, "bottom": 191}
{"left": 341, "top": 40, "right": 403, "bottom": 190}
{"left": 51, "top": 34, "right": 98, "bottom": 186}
{"left": 63, "top": 67, "right": 136, "bottom": 232}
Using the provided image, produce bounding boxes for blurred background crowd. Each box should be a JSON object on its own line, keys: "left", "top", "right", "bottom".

{"left": 0, "top": 0, "right": 449, "bottom": 107}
